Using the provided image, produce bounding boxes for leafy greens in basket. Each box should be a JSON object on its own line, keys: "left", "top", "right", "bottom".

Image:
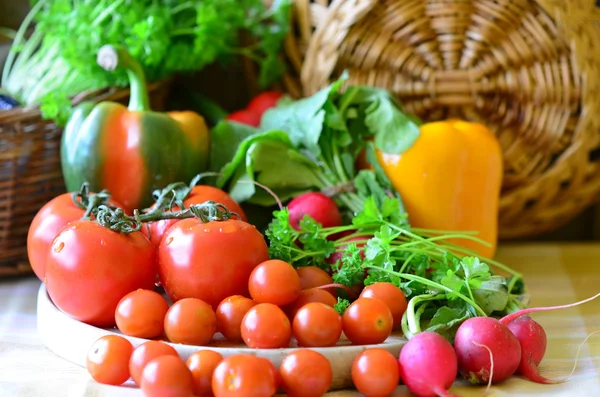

{"left": 1, "top": 0, "right": 291, "bottom": 124}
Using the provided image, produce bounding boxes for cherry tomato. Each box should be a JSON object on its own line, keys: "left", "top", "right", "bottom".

{"left": 212, "top": 354, "right": 277, "bottom": 397}
{"left": 280, "top": 349, "right": 332, "bottom": 397}
{"left": 293, "top": 302, "right": 342, "bottom": 347}
{"left": 216, "top": 295, "right": 256, "bottom": 342}
{"left": 241, "top": 303, "right": 292, "bottom": 348}
{"left": 282, "top": 288, "right": 337, "bottom": 321}
{"left": 246, "top": 91, "right": 283, "bottom": 116}
{"left": 360, "top": 282, "right": 407, "bottom": 330}
{"left": 86, "top": 335, "right": 133, "bottom": 386}
{"left": 186, "top": 350, "right": 223, "bottom": 396}
{"left": 158, "top": 218, "right": 269, "bottom": 308}
{"left": 129, "top": 340, "right": 179, "bottom": 386}
{"left": 141, "top": 355, "right": 194, "bottom": 397}
{"left": 147, "top": 186, "right": 247, "bottom": 247}
{"left": 164, "top": 298, "right": 217, "bottom": 345}
{"left": 45, "top": 220, "right": 156, "bottom": 327}
{"left": 115, "top": 289, "right": 169, "bottom": 339}
{"left": 248, "top": 259, "right": 301, "bottom": 306}
{"left": 351, "top": 348, "right": 400, "bottom": 397}
{"left": 342, "top": 298, "right": 393, "bottom": 345}
{"left": 26, "top": 192, "right": 120, "bottom": 282}
{"left": 296, "top": 266, "right": 335, "bottom": 296}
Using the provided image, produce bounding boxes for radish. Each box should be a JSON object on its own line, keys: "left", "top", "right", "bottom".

{"left": 506, "top": 316, "right": 555, "bottom": 384}
{"left": 398, "top": 331, "right": 461, "bottom": 397}
{"left": 454, "top": 291, "right": 600, "bottom": 386}
{"left": 454, "top": 317, "right": 521, "bottom": 385}
{"left": 497, "top": 291, "right": 600, "bottom": 384}
{"left": 288, "top": 192, "right": 342, "bottom": 232}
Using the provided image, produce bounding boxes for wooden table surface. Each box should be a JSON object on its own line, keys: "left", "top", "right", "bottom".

{"left": 1, "top": 243, "right": 599, "bottom": 396}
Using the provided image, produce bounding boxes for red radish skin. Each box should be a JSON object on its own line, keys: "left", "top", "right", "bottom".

{"left": 398, "top": 331, "right": 460, "bottom": 397}
{"left": 454, "top": 317, "right": 521, "bottom": 385}
{"left": 507, "top": 316, "right": 557, "bottom": 384}
{"left": 288, "top": 193, "right": 342, "bottom": 232}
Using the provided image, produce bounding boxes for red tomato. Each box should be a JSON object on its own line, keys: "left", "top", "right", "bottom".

{"left": 186, "top": 350, "right": 224, "bottom": 397}
{"left": 212, "top": 354, "right": 277, "bottom": 397}
{"left": 86, "top": 335, "right": 133, "bottom": 386}
{"left": 246, "top": 91, "right": 283, "bottom": 116}
{"left": 45, "top": 220, "right": 156, "bottom": 327}
{"left": 360, "top": 282, "right": 407, "bottom": 330}
{"left": 216, "top": 295, "right": 256, "bottom": 342}
{"left": 158, "top": 218, "right": 268, "bottom": 308}
{"left": 164, "top": 298, "right": 217, "bottom": 346}
{"left": 147, "top": 185, "right": 247, "bottom": 247}
{"left": 129, "top": 340, "right": 179, "bottom": 386}
{"left": 115, "top": 289, "right": 169, "bottom": 339}
{"left": 241, "top": 303, "right": 292, "bottom": 349}
{"left": 351, "top": 348, "right": 400, "bottom": 397}
{"left": 140, "top": 355, "right": 194, "bottom": 397}
{"left": 282, "top": 288, "right": 337, "bottom": 321}
{"left": 280, "top": 349, "right": 332, "bottom": 397}
{"left": 297, "top": 266, "right": 334, "bottom": 290}
{"left": 26, "top": 192, "right": 120, "bottom": 282}
{"left": 248, "top": 259, "right": 301, "bottom": 306}
{"left": 293, "top": 302, "right": 342, "bottom": 347}
{"left": 226, "top": 109, "right": 261, "bottom": 127}
{"left": 342, "top": 298, "right": 393, "bottom": 345}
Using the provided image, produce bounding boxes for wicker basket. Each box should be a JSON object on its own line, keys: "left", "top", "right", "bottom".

{"left": 0, "top": 79, "right": 172, "bottom": 277}
{"left": 258, "top": 0, "right": 600, "bottom": 239}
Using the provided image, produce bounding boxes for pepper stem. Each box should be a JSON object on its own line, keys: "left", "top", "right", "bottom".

{"left": 97, "top": 45, "right": 150, "bottom": 111}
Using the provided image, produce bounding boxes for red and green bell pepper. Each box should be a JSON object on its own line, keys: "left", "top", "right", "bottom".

{"left": 60, "top": 45, "right": 210, "bottom": 214}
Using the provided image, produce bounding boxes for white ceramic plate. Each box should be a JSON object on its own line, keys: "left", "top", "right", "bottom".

{"left": 37, "top": 284, "right": 406, "bottom": 390}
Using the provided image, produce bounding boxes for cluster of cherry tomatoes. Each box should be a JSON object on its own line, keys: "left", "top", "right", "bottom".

{"left": 85, "top": 258, "right": 409, "bottom": 396}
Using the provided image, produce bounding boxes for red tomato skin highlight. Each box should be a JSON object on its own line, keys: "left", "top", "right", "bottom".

{"left": 158, "top": 218, "right": 269, "bottom": 308}
{"left": 26, "top": 192, "right": 120, "bottom": 282}
{"left": 45, "top": 220, "right": 156, "bottom": 327}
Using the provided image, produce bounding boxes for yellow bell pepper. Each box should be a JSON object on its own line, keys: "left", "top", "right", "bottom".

{"left": 376, "top": 119, "right": 503, "bottom": 259}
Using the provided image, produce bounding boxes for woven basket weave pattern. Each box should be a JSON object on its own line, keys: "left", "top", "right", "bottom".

{"left": 0, "top": 80, "right": 171, "bottom": 276}
{"left": 272, "top": 0, "right": 600, "bottom": 239}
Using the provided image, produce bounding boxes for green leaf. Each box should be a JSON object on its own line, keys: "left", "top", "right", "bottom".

{"left": 424, "top": 306, "right": 472, "bottom": 343}
{"left": 472, "top": 275, "right": 509, "bottom": 315}
{"left": 440, "top": 270, "right": 464, "bottom": 300}
{"left": 339, "top": 87, "right": 421, "bottom": 155}
{"left": 216, "top": 129, "right": 291, "bottom": 187}
{"left": 209, "top": 120, "right": 258, "bottom": 174}
{"left": 259, "top": 75, "right": 347, "bottom": 155}
{"left": 334, "top": 297, "right": 351, "bottom": 315}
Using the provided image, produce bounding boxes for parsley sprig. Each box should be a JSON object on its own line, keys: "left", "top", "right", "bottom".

{"left": 265, "top": 196, "right": 527, "bottom": 342}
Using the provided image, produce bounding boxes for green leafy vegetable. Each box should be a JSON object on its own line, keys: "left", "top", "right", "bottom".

{"left": 264, "top": 196, "right": 527, "bottom": 342}
{"left": 2, "top": 0, "right": 291, "bottom": 124}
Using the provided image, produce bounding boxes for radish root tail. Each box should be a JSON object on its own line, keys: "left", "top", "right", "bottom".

{"left": 472, "top": 341, "right": 494, "bottom": 395}
{"left": 559, "top": 329, "right": 600, "bottom": 382}
{"left": 500, "top": 292, "right": 600, "bottom": 325}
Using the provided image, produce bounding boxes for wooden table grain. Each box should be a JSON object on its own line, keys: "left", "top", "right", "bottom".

{"left": 1, "top": 243, "right": 599, "bottom": 396}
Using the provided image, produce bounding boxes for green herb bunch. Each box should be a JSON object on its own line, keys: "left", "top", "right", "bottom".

{"left": 265, "top": 197, "right": 527, "bottom": 343}
{"left": 210, "top": 72, "right": 421, "bottom": 224}
{"left": 1, "top": 0, "right": 291, "bottom": 124}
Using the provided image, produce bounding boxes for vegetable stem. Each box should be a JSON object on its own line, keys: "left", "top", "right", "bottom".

{"left": 367, "top": 266, "right": 488, "bottom": 317}
{"left": 97, "top": 45, "right": 150, "bottom": 112}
